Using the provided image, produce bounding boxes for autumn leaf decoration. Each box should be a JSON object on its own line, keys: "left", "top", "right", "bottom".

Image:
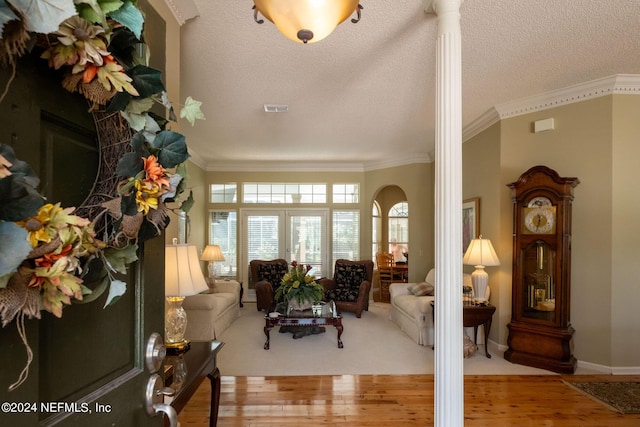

{"left": 40, "top": 14, "right": 139, "bottom": 102}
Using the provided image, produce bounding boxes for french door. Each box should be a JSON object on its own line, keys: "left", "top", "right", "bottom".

{"left": 241, "top": 209, "right": 329, "bottom": 297}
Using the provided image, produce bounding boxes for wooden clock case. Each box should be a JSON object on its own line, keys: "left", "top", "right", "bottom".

{"left": 504, "top": 165, "right": 579, "bottom": 374}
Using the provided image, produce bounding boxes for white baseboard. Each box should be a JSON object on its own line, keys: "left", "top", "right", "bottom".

{"left": 610, "top": 366, "right": 640, "bottom": 375}
{"left": 490, "top": 339, "right": 640, "bottom": 374}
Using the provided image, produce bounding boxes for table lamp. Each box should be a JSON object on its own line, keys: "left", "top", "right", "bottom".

{"left": 463, "top": 235, "right": 500, "bottom": 303}
{"left": 165, "top": 239, "right": 209, "bottom": 350}
{"left": 200, "top": 244, "right": 225, "bottom": 283}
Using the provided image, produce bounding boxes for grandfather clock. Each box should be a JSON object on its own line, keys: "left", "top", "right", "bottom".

{"left": 504, "top": 166, "right": 579, "bottom": 373}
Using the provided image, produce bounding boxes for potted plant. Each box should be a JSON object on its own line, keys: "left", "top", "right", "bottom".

{"left": 274, "top": 261, "right": 324, "bottom": 311}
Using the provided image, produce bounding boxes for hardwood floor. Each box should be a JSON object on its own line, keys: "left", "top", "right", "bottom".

{"left": 178, "top": 374, "right": 640, "bottom": 426}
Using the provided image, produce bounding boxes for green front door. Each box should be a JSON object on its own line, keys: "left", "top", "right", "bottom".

{"left": 0, "top": 20, "right": 168, "bottom": 425}
{"left": 0, "top": 241, "right": 166, "bottom": 427}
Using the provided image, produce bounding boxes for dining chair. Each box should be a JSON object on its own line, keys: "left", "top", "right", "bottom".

{"left": 376, "top": 253, "right": 399, "bottom": 302}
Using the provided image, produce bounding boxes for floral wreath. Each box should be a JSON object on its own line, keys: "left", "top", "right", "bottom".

{"left": 0, "top": 0, "right": 204, "bottom": 390}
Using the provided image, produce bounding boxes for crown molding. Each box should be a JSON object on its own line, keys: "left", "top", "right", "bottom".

{"left": 495, "top": 74, "right": 640, "bottom": 119}
{"left": 462, "top": 74, "right": 640, "bottom": 142}
{"left": 186, "top": 149, "right": 206, "bottom": 170}
{"left": 206, "top": 161, "right": 366, "bottom": 173}
{"left": 204, "top": 152, "right": 433, "bottom": 173}
{"left": 462, "top": 107, "right": 500, "bottom": 142}
{"left": 163, "top": 0, "right": 199, "bottom": 26}
{"left": 363, "top": 153, "right": 433, "bottom": 171}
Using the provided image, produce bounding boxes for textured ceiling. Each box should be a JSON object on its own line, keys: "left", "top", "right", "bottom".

{"left": 177, "top": 0, "right": 640, "bottom": 171}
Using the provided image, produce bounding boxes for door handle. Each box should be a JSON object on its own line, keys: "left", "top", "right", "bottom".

{"left": 145, "top": 373, "right": 178, "bottom": 427}
{"left": 153, "top": 403, "right": 178, "bottom": 427}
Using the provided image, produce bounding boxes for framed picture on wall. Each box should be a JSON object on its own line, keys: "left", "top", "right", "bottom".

{"left": 463, "top": 197, "right": 480, "bottom": 253}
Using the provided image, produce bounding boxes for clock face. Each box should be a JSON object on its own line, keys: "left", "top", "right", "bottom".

{"left": 527, "top": 197, "right": 552, "bottom": 207}
{"left": 523, "top": 206, "right": 556, "bottom": 234}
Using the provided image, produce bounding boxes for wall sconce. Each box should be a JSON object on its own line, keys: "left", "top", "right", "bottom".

{"left": 253, "top": 0, "right": 363, "bottom": 44}
{"left": 165, "top": 240, "right": 209, "bottom": 351}
{"left": 463, "top": 236, "right": 500, "bottom": 303}
{"left": 200, "top": 244, "right": 225, "bottom": 283}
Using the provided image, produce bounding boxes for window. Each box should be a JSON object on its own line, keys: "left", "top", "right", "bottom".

{"left": 388, "top": 202, "right": 408, "bottom": 263}
{"left": 210, "top": 184, "right": 237, "bottom": 203}
{"left": 246, "top": 214, "right": 280, "bottom": 261}
{"left": 209, "top": 211, "right": 237, "bottom": 277}
{"left": 241, "top": 209, "right": 328, "bottom": 286}
{"left": 333, "top": 183, "right": 359, "bottom": 203}
{"left": 209, "top": 181, "right": 362, "bottom": 283}
{"left": 372, "top": 201, "right": 381, "bottom": 264}
{"left": 332, "top": 210, "right": 359, "bottom": 269}
{"left": 243, "top": 183, "right": 326, "bottom": 204}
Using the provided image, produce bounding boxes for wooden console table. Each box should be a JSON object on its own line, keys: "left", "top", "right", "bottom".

{"left": 165, "top": 340, "right": 224, "bottom": 426}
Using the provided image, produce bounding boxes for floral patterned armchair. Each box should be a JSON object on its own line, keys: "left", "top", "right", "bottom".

{"left": 250, "top": 259, "right": 289, "bottom": 311}
{"left": 319, "top": 259, "right": 374, "bottom": 318}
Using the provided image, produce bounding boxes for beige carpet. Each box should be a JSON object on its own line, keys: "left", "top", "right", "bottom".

{"left": 216, "top": 302, "right": 554, "bottom": 376}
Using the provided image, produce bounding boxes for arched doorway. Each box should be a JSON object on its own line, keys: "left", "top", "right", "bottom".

{"left": 372, "top": 185, "right": 408, "bottom": 302}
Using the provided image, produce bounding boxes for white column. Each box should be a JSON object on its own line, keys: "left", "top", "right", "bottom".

{"left": 426, "top": 0, "right": 464, "bottom": 426}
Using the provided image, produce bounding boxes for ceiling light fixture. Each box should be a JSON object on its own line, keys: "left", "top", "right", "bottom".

{"left": 253, "top": 0, "right": 363, "bottom": 44}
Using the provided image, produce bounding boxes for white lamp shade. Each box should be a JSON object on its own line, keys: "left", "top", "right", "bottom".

{"left": 463, "top": 237, "right": 500, "bottom": 267}
{"left": 165, "top": 244, "right": 209, "bottom": 297}
{"left": 200, "top": 245, "right": 225, "bottom": 262}
{"left": 463, "top": 237, "right": 500, "bottom": 303}
{"left": 253, "top": 0, "right": 360, "bottom": 43}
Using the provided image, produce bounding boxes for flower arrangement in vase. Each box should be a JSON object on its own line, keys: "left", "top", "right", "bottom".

{"left": 274, "top": 261, "right": 324, "bottom": 311}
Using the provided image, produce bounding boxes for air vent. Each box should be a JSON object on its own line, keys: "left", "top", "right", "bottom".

{"left": 264, "top": 104, "right": 289, "bottom": 113}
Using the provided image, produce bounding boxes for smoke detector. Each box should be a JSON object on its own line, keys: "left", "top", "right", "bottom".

{"left": 264, "top": 104, "right": 289, "bottom": 113}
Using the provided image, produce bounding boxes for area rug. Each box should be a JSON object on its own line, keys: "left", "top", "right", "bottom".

{"left": 563, "top": 380, "right": 640, "bottom": 414}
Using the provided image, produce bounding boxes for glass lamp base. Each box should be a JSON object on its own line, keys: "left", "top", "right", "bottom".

{"left": 165, "top": 296, "right": 188, "bottom": 348}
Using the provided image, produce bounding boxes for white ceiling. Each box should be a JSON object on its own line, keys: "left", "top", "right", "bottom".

{"left": 176, "top": 0, "right": 640, "bottom": 171}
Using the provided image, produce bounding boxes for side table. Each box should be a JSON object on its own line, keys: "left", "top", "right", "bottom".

{"left": 463, "top": 303, "right": 496, "bottom": 358}
{"left": 164, "top": 340, "right": 224, "bottom": 427}
{"left": 430, "top": 301, "right": 496, "bottom": 358}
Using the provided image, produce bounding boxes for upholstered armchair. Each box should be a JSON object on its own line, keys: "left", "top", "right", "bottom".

{"left": 250, "top": 259, "right": 289, "bottom": 311}
{"left": 319, "top": 259, "right": 374, "bottom": 318}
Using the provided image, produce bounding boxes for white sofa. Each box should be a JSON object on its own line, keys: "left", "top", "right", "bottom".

{"left": 182, "top": 279, "right": 242, "bottom": 340}
{"left": 389, "top": 269, "right": 471, "bottom": 346}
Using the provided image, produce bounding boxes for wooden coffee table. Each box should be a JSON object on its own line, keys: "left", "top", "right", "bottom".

{"left": 264, "top": 303, "right": 344, "bottom": 349}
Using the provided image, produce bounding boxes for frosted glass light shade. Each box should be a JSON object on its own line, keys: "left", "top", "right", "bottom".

{"left": 253, "top": 0, "right": 360, "bottom": 43}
